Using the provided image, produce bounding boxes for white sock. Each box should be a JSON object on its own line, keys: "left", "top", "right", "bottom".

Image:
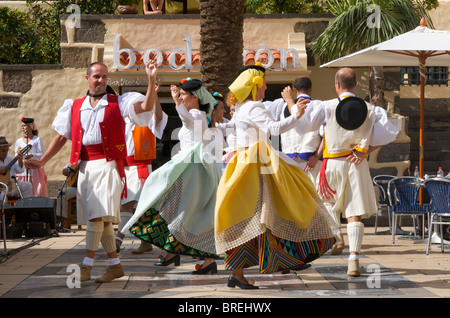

{"left": 348, "top": 254, "right": 359, "bottom": 261}
{"left": 82, "top": 257, "right": 94, "bottom": 267}
{"left": 101, "top": 223, "right": 117, "bottom": 254}
{"left": 347, "top": 221, "right": 364, "bottom": 254}
{"left": 108, "top": 257, "right": 121, "bottom": 266}
{"left": 86, "top": 221, "right": 104, "bottom": 251}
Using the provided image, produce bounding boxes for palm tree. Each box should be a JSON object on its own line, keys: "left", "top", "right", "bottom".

{"left": 311, "top": 0, "right": 435, "bottom": 107}
{"left": 199, "top": 0, "right": 246, "bottom": 97}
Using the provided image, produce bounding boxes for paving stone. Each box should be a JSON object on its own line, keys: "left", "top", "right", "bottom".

{"left": 0, "top": 226, "right": 446, "bottom": 299}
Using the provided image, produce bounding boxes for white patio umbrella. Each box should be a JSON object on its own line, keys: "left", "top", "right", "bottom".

{"left": 321, "top": 19, "right": 450, "bottom": 179}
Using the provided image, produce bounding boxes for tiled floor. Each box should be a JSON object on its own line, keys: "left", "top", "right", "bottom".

{"left": 1, "top": 225, "right": 449, "bottom": 299}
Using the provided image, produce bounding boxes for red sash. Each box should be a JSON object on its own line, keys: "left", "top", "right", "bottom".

{"left": 125, "top": 155, "right": 151, "bottom": 186}
{"left": 71, "top": 95, "right": 128, "bottom": 199}
{"left": 317, "top": 158, "right": 336, "bottom": 200}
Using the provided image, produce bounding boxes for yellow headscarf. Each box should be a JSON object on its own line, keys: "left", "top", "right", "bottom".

{"left": 229, "top": 63, "right": 265, "bottom": 103}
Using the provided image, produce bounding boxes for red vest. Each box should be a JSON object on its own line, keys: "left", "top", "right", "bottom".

{"left": 70, "top": 94, "right": 128, "bottom": 198}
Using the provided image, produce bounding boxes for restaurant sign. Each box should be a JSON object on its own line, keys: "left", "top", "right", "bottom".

{"left": 111, "top": 34, "right": 301, "bottom": 70}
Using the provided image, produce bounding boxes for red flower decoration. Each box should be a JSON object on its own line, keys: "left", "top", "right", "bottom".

{"left": 180, "top": 78, "right": 187, "bottom": 84}
{"left": 195, "top": 264, "right": 202, "bottom": 270}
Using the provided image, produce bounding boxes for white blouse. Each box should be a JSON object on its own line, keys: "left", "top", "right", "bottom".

{"left": 52, "top": 92, "right": 153, "bottom": 145}
{"left": 295, "top": 93, "right": 399, "bottom": 147}
{"left": 230, "top": 100, "right": 300, "bottom": 149}
{"left": 176, "top": 103, "right": 209, "bottom": 154}
{"left": 15, "top": 135, "right": 45, "bottom": 177}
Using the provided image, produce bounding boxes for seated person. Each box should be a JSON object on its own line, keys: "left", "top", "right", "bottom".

{"left": 55, "top": 165, "right": 78, "bottom": 224}
{"left": 143, "top": 0, "right": 164, "bottom": 14}
{"left": 0, "top": 137, "right": 32, "bottom": 200}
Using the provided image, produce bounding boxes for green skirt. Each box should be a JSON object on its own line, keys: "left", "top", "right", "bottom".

{"left": 130, "top": 207, "right": 218, "bottom": 258}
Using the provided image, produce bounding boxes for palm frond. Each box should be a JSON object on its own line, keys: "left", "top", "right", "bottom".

{"left": 312, "top": 0, "right": 434, "bottom": 63}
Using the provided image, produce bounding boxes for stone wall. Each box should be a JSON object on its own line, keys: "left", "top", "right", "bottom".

{"left": 0, "top": 64, "right": 87, "bottom": 192}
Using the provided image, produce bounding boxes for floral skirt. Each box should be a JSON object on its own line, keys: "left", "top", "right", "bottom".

{"left": 224, "top": 229, "right": 335, "bottom": 274}
{"left": 130, "top": 207, "right": 218, "bottom": 258}
{"left": 123, "top": 142, "right": 222, "bottom": 256}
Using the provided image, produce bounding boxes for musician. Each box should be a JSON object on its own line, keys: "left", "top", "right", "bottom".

{"left": 0, "top": 136, "right": 32, "bottom": 199}
{"left": 15, "top": 117, "right": 48, "bottom": 197}
{"left": 55, "top": 164, "right": 78, "bottom": 225}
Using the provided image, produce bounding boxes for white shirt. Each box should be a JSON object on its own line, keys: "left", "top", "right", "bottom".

{"left": 0, "top": 154, "right": 24, "bottom": 178}
{"left": 263, "top": 97, "right": 285, "bottom": 121}
{"left": 15, "top": 136, "right": 45, "bottom": 177}
{"left": 176, "top": 103, "right": 209, "bottom": 153}
{"left": 215, "top": 117, "right": 236, "bottom": 152}
{"left": 232, "top": 100, "right": 300, "bottom": 148}
{"left": 295, "top": 92, "right": 399, "bottom": 147}
{"left": 52, "top": 92, "right": 153, "bottom": 145}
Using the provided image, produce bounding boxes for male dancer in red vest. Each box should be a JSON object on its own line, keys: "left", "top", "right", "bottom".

{"left": 26, "top": 60, "right": 158, "bottom": 283}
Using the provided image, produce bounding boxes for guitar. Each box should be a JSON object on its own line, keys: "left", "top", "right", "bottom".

{"left": 67, "top": 164, "right": 79, "bottom": 187}
{"left": 0, "top": 144, "right": 32, "bottom": 186}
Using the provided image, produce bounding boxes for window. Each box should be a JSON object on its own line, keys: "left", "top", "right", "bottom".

{"left": 400, "top": 66, "right": 449, "bottom": 86}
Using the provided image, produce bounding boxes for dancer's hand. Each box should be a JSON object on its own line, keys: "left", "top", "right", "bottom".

{"left": 295, "top": 98, "right": 309, "bottom": 119}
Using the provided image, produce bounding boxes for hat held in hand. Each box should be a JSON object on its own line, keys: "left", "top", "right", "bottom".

{"left": 335, "top": 97, "right": 368, "bottom": 130}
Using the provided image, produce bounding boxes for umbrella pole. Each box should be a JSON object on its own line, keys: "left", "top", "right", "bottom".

{"left": 419, "top": 54, "right": 426, "bottom": 204}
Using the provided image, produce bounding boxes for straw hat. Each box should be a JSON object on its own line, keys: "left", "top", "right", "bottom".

{"left": 0, "top": 137, "right": 11, "bottom": 147}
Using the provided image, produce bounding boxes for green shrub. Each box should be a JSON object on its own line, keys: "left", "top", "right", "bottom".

{"left": 1, "top": 0, "right": 141, "bottom": 64}
{"left": 0, "top": 7, "right": 55, "bottom": 64}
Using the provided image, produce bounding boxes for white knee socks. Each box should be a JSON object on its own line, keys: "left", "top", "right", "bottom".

{"left": 86, "top": 221, "right": 104, "bottom": 251}
{"left": 84, "top": 221, "right": 120, "bottom": 268}
{"left": 101, "top": 223, "right": 117, "bottom": 254}
{"left": 347, "top": 221, "right": 364, "bottom": 257}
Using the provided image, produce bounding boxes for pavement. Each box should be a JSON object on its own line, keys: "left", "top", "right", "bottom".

{"left": 0, "top": 222, "right": 449, "bottom": 305}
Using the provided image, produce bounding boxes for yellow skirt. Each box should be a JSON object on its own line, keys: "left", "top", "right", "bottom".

{"left": 214, "top": 141, "right": 338, "bottom": 254}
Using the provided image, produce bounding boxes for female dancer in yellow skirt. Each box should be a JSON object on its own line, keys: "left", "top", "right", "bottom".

{"left": 214, "top": 63, "right": 338, "bottom": 289}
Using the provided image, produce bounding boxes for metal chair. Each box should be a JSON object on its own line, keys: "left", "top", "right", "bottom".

{"left": 387, "top": 177, "right": 429, "bottom": 244}
{"left": 373, "top": 175, "right": 395, "bottom": 234}
{"left": 0, "top": 182, "right": 9, "bottom": 252}
{"left": 424, "top": 178, "right": 450, "bottom": 254}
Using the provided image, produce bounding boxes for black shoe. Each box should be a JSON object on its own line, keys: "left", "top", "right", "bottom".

{"left": 227, "top": 275, "right": 259, "bottom": 289}
{"left": 282, "top": 263, "right": 312, "bottom": 274}
{"left": 192, "top": 262, "right": 218, "bottom": 275}
{"left": 154, "top": 254, "right": 180, "bottom": 266}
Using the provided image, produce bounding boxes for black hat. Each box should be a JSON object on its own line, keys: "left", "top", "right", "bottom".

{"left": 335, "top": 97, "right": 368, "bottom": 130}
{"left": 238, "top": 63, "right": 266, "bottom": 75}
{"left": 106, "top": 85, "right": 117, "bottom": 95}
{"left": 213, "top": 92, "right": 224, "bottom": 102}
{"left": 21, "top": 117, "right": 34, "bottom": 124}
{"left": 179, "top": 78, "right": 202, "bottom": 92}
